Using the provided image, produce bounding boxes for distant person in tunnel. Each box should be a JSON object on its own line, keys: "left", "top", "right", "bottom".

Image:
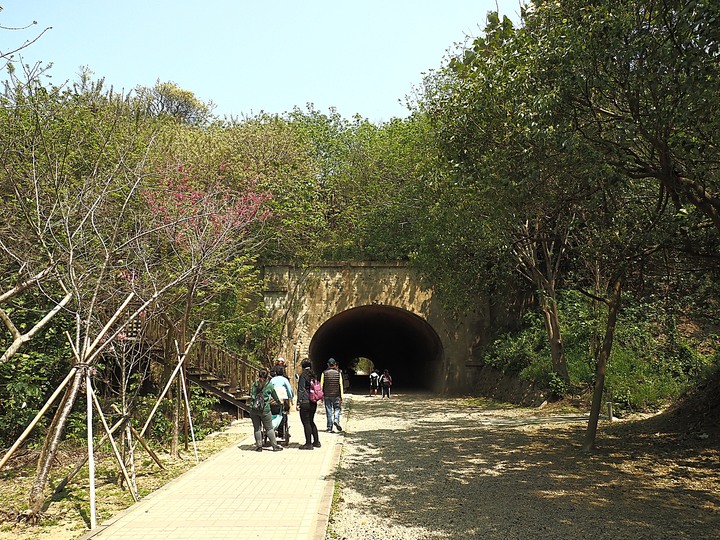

{"left": 321, "top": 358, "right": 344, "bottom": 432}
{"left": 369, "top": 368, "right": 380, "bottom": 397}
{"left": 379, "top": 369, "right": 392, "bottom": 398}
{"left": 296, "top": 359, "right": 321, "bottom": 450}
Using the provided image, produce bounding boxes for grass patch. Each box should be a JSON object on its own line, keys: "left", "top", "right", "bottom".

{"left": 0, "top": 422, "right": 247, "bottom": 540}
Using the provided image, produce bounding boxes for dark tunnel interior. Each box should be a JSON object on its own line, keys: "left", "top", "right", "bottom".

{"left": 307, "top": 305, "right": 443, "bottom": 392}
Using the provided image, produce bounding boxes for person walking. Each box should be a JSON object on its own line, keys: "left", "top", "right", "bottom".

{"left": 249, "top": 369, "right": 284, "bottom": 452}
{"left": 321, "top": 357, "right": 344, "bottom": 432}
{"left": 296, "top": 359, "right": 321, "bottom": 450}
{"left": 273, "top": 357, "right": 287, "bottom": 377}
{"left": 270, "top": 365, "right": 294, "bottom": 439}
{"left": 379, "top": 369, "right": 393, "bottom": 399}
{"left": 270, "top": 365, "right": 294, "bottom": 411}
{"left": 369, "top": 368, "right": 380, "bottom": 396}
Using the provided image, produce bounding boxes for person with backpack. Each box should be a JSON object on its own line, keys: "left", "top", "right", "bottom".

{"left": 296, "top": 358, "right": 321, "bottom": 450}
{"left": 249, "top": 369, "right": 284, "bottom": 452}
{"left": 321, "top": 357, "right": 344, "bottom": 432}
{"left": 379, "top": 369, "right": 393, "bottom": 399}
{"left": 369, "top": 368, "right": 380, "bottom": 397}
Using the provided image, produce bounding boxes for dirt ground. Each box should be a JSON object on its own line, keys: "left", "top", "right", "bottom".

{"left": 326, "top": 392, "right": 720, "bottom": 540}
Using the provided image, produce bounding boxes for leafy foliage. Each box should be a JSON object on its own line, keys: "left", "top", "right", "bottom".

{"left": 483, "top": 289, "right": 717, "bottom": 411}
{"left": 2, "top": 1, "right": 720, "bottom": 462}
{"left": 0, "top": 292, "right": 73, "bottom": 447}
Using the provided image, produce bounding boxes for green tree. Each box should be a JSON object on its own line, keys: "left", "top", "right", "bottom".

{"left": 425, "top": 2, "right": 717, "bottom": 446}
{"left": 516, "top": 0, "right": 720, "bottom": 448}
{"left": 417, "top": 10, "right": 578, "bottom": 381}
{"left": 529, "top": 0, "right": 720, "bottom": 233}
{"left": 135, "top": 80, "right": 214, "bottom": 126}
{"left": 220, "top": 112, "right": 325, "bottom": 263}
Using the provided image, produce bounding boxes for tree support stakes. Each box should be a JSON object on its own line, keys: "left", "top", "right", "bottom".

{"left": 54, "top": 414, "right": 128, "bottom": 495}
{"left": 109, "top": 404, "right": 165, "bottom": 470}
{"left": 90, "top": 386, "right": 138, "bottom": 502}
{"left": 0, "top": 367, "right": 78, "bottom": 471}
{"left": 86, "top": 369, "right": 97, "bottom": 530}
{"left": 137, "top": 322, "right": 205, "bottom": 442}
{"left": 179, "top": 360, "right": 199, "bottom": 462}
{"left": 54, "top": 407, "right": 164, "bottom": 497}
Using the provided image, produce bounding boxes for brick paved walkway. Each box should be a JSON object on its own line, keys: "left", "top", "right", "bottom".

{"left": 80, "top": 399, "right": 349, "bottom": 540}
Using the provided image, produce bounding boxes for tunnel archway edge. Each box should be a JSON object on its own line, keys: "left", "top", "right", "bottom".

{"left": 307, "top": 305, "right": 444, "bottom": 392}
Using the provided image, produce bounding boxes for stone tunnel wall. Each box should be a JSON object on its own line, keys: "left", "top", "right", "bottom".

{"left": 262, "top": 262, "right": 506, "bottom": 395}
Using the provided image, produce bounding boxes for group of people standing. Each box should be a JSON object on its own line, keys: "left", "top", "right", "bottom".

{"left": 249, "top": 358, "right": 395, "bottom": 452}
{"left": 248, "top": 356, "right": 346, "bottom": 452}
{"left": 368, "top": 368, "right": 392, "bottom": 398}
{"left": 296, "top": 357, "right": 345, "bottom": 449}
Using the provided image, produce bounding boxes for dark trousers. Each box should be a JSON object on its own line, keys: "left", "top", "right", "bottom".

{"left": 250, "top": 410, "right": 278, "bottom": 448}
{"left": 299, "top": 401, "right": 319, "bottom": 445}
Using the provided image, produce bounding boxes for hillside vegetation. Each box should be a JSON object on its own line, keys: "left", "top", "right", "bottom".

{"left": 1, "top": 0, "right": 719, "bottom": 525}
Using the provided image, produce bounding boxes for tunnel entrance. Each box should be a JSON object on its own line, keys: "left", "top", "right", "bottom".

{"left": 307, "top": 305, "right": 443, "bottom": 392}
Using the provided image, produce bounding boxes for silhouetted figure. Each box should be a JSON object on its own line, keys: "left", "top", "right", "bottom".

{"left": 379, "top": 369, "right": 392, "bottom": 399}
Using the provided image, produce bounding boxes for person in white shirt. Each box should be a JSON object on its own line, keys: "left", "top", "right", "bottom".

{"left": 368, "top": 369, "right": 380, "bottom": 397}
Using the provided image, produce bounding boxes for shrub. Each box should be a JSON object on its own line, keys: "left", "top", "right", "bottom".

{"left": 480, "top": 290, "right": 716, "bottom": 412}
{"left": 483, "top": 312, "right": 548, "bottom": 376}
{"left": 0, "top": 351, "right": 71, "bottom": 448}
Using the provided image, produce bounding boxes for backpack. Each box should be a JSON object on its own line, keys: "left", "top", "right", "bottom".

{"left": 251, "top": 387, "right": 265, "bottom": 412}
{"left": 309, "top": 378, "right": 324, "bottom": 403}
{"left": 382, "top": 375, "right": 392, "bottom": 387}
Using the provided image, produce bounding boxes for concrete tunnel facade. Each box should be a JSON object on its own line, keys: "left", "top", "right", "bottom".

{"left": 263, "top": 263, "right": 495, "bottom": 395}
{"left": 307, "top": 305, "right": 444, "bottom": 391}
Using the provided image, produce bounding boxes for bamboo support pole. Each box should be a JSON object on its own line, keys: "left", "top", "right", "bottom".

{"left": 129, "top": 425, "right": 164, "bottom": 469}
{"left": 179, "top": 368, "right": 198, "bottom": 462}
{"left": 138, "top": 322, "right": 204, "bottom": 440}
{"left": 85, "top": 292, "right": 135, "bottom": 361}
{"left": 90, "top": 387, "right": 138, "bottom": 502}
{"left": 86, "top": 370, "right": 97, "bottom": 530}
{"left": 109, "top": 404, "right": 164, "bottom": 470}
{"left": 0, "top": 367, "right": 78, "bottom": 471}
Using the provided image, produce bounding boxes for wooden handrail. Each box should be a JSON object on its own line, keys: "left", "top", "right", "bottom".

{"left": 135, "top": 316, "right": 259, "bottom": 396}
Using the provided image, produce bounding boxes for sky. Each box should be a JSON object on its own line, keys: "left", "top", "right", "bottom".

{"left": 1, "top": 1, "right": 523, "bottom": 123}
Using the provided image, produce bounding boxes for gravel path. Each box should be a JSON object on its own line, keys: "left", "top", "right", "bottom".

{"left": 327, "top": 392, "right": 720, "bottom": 539}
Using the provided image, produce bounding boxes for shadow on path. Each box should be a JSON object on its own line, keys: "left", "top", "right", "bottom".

{"left": 329, "top": 392, "right": 720, "bottom": 540}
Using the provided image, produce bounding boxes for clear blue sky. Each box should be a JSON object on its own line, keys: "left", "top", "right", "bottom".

{"left": 2, "top": 1, "right": 522, "bottom": 122}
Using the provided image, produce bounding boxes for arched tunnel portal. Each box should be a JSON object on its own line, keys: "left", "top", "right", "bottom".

{"left": 307, "top": 305, "right": 443, "bottom": 392}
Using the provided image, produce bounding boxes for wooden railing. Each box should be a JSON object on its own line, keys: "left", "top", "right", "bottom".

{"left": 134, "top": 316, "right": 259, "bottom": 402}
{"left": 186, "top": 341, "right": 257, "bottom": 397}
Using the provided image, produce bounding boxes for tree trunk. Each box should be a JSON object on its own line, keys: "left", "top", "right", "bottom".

{"left": 29, "top": 368, "right": 84, "bottom": 515}
{"left": 582, "top": 277, "right": 622, "bottom": 452}
{"left": 538, "top": 293, "right": 570, "bottom": 384}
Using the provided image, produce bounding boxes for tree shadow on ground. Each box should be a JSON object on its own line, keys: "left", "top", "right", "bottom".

{"left": 333, "top": 393, "right": 720, "bottom": 540}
